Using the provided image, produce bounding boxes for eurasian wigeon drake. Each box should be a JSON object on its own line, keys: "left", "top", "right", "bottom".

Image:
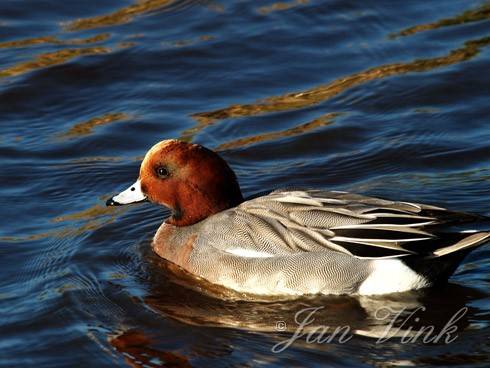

{"left": 107, "top": 139, "right": 489, "bottom": 297}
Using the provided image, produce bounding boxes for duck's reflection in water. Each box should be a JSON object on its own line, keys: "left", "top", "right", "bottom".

{"left": 105, "top": 246, "right": 487, "bottom": 366}
{"left": 143, "top": 250, "right": 485, "bottom": 339}
{"left": 110, "top": 329, "right": 192, "bottom": 368}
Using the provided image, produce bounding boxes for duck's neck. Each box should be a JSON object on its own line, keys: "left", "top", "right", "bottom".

{"left": 165, "top": 184, "right": 243, "bottom": 227}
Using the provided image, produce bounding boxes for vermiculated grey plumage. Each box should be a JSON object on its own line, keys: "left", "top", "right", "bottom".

{"left": 153, "top": 189, "right": 489, "bottom": 296}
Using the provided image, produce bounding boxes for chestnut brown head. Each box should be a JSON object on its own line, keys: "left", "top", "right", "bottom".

{"left": 107, "top": 139, "right": 243, "bottom": 226}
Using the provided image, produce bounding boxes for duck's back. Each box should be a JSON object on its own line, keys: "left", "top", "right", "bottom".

{"left": 157, "top": 189, "right": 489, "bottom": 296}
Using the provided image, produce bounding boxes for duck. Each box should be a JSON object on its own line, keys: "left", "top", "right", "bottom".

{"left": 106, "top": 139, "right": 489, "bottom": 297}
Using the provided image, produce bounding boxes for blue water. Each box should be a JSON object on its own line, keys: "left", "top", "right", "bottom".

{"left": 1, "top": 1, "right": 489, "bottom": 366}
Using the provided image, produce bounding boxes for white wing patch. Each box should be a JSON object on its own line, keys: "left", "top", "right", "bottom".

{"left": 273, "top": 193, "right": 323, "bottom": 207}
{"left": 225, "top": 248, "right": 274, "bottom": 258}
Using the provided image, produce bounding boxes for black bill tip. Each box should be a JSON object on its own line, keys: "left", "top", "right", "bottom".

{"left": 106, "top": 197, "right": 121, "bottom": 207}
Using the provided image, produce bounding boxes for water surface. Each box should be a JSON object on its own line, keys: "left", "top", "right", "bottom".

{"left": 1, "top": 0, "right": 489, "bottom": 366}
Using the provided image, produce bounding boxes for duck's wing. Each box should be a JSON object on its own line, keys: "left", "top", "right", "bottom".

{"left": 225, "top": 189, "right": 482, "bottom": 259}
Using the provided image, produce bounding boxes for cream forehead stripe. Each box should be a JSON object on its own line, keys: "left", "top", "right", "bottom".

{"left": 141, "top": 140, "right": 179, "bottom": 168}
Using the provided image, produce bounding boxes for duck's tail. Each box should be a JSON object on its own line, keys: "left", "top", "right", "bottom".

{"left": 403, "top": 231, "right": 490, "bottom": 285}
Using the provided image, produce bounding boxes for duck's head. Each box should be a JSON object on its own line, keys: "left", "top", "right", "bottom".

{"left": 106, "top": 139, "right": 243, "bottom": 226}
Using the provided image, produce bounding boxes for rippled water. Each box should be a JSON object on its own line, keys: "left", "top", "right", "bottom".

{"left": 1, "top": 1, "right": 489, "bottom": 366}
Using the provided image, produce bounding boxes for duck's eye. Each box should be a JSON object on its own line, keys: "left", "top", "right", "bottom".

{"left": 156, "top": 166, "right": 169, "bottom": 178}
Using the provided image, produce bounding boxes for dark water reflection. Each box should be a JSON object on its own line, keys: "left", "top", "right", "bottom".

{"left": 1, "top": 0, "right": 489, "bottom": 367}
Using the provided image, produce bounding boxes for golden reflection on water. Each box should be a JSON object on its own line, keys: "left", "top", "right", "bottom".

{"left": 52, "top": 204, "right": 116, "bottom": 223}
{"left": 216, "top": 113, "right": 336, "bottom": 151}
{"left": 0, "top": 33, "right": 110, "bottom": 49}
{"left": 64, "top": 0, "right": 175, "bottom": 31}
{"left": 164, "top": 34, "right": 215, "bottom": 48}
{"left": 0, "top": 203, "right": 125, "bottom": 243}
{"left": 50, "top": 203, "right": 127, "bottom": 238}
{"left": 0, "top": 46, "right": 111, "bottom": 79}
{"left": 192, "top": 36, "right": 490, "bottom": 123}
{"left": 256, "top": 0, "right": 309, "bottom": 15}
{"left": 392, "top": 2, "right": 490, "bottom": 38}
{"left": 69, "top": 156, "right": 123, "bottom": 164}
{"left": 0, "top": 232, "right": 52, "bottom": 243}
{"left": 59, "top": 112, "right": 130, "bottom": 139}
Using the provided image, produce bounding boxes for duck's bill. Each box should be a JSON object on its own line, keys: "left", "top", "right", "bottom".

{"left": 106, "top": 179, "right": 147, "bottom": 206}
